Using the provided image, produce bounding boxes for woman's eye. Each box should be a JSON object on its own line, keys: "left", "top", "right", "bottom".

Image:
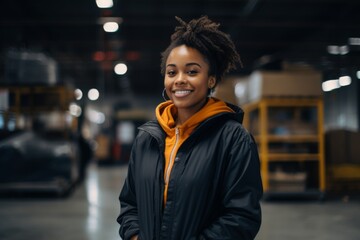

{"left": 167, "top": 70, "right": 176, "bottom": 76}
{"left": 188, "top": 70, "right": 198, "bottom": 75}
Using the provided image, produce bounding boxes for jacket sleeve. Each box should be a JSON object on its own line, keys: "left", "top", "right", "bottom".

{"left": 200, "top": 131, "right": 263, "bottom": 240}
{"left": 117, "top": 142, "right": 140, "bottom": 240}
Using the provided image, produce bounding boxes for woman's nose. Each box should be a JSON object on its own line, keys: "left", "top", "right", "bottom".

{"left": 174, "top": 72, "right": 186, "bottom": 85}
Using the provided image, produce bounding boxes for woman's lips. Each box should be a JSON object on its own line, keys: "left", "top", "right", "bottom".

{"left": 173, "top": 90, "right": 192, "bottom": 98}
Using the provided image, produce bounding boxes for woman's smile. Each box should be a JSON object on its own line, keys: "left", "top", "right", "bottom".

{"left": 173, "top": 89, "right": 193, "bottom": 98}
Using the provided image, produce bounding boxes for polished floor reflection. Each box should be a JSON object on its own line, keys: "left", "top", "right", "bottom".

{"left": 0, "top": 163, "right": 359, "bottom": 240}
{"left": 0, "top": 163, "right": 127, "bottom": 240}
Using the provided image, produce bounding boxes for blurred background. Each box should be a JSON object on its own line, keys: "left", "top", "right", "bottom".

{"left": 0, "top": 0, "right": 359, "bottom": 240}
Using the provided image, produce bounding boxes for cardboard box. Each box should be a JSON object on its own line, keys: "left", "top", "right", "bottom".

{"left": 349, "top": 131, "right": 360, "bottom": 164}
{"left": 247, "top": 70, "right": 323, "bottom": 102}
{"left": 325, "top": 130, "right": 351, "bottom": 164}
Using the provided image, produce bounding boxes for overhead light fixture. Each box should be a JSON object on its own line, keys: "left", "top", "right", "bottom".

{"left": 349, "top": 37, "right": 360, "bottom": 46}
{"left": 322, "top": 79, "right": 340, "bottom": 92}
{"left": 327, "top": 45, "right": 339, "bottom": 55}
{"left": 96, "top": 0, "right": 113, "bottom": 8}
{"left": 357, "top": 70, "right": 360, "bottom": 79}
{"left": 338, "top": 68, "right": 352, "bottom": 87}
{"left": 114, "top": 63, "right": 128, "bottom": 75}
{"left": 103, "top": 22, "right": 119, "bottom": 32}
{"left": 88, "top": 88, "right": 100, "bottom": 101}
{"left": 339, "top": 76, "right": 352, "bottom": 86}
{"left": 339, "top": 45, "right": 349, "bottom": 55}
{"left": 74, "top": 89, "right": 83, "bottom": 100}
{"left": 327, "top": 45, "right": 349, "bottom": 55}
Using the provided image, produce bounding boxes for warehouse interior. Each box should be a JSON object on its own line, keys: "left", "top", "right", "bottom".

{"left": 0, "top": 0, "right": 360, "bottom": 239}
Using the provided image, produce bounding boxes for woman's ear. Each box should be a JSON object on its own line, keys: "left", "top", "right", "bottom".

{"left": 208, "top": 76, "right": 216, "bottom": 88}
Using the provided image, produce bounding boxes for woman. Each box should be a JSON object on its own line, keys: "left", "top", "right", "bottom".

{"left": 117, "top": 16, "right": 263, "bottom": 240}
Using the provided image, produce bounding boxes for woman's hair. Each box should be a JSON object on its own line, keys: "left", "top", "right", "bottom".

{"left": 160, "top": 16, "right": 242, "bottom": 87}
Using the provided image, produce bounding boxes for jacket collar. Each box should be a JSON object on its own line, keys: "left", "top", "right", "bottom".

{"left": 139, "top": 101, "right": 244, "bottom": 142}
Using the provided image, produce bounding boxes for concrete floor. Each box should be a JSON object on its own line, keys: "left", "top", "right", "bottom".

{"left": 0, "top": 163, "right": 359, "bottom": 240}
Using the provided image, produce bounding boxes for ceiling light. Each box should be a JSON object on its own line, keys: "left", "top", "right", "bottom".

{"left": 322, "top": 79, "right": 340, "bottom": 92}
{"left": 96, "top": 0, "right": 113, "bottom": 8}
{"left": 114, "top": 63, "right": 128, "bottom": 75}
{"left": 339, "top": 76, "right": 351, "bottom": 86}
{"left": 339, "top": 45, "right": 349, "bottom": 55}
{"left": 74, "top": 89, "right": 83, "bottom": 100}
{"left": 327, "top": 45, "right": 349, "bottom": 55}
{"left": 327, "top": 45, "right": 339, "bottom": 55}
{"left": 349, "top": 37, "right": 360, "bottom": 45}
{"left": 88, "top": 88, "right": 100, "bottom": 101}
{"left": 356, "top": 70, "right": 360, "bottom": 79}
{"left": 103, "top": 22, "right": 119, "bottom": 32}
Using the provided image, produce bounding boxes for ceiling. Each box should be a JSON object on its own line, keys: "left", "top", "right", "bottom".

{"left": 1, "top": 0, "right": 360, "bottom": 103}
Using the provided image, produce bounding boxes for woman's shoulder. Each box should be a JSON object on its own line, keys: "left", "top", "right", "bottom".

{"left": 215, "top": 116, "right": 254, "bottom": 144}
{"left": 208, "top": 111, "right": 244, "bottom": 131}
{"left": 135, "top": 120, "right": 165, "bottom": 144}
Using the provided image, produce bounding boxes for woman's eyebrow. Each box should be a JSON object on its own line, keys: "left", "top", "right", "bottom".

{"left": 186, "top": 62, "right": 201, "bottom": 68}
{"left": 166, "top": 62, "right": 202, "bottom": 68}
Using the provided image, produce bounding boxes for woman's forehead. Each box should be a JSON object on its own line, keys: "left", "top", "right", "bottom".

{"left": 166, "top": 45, "right": 208, "bottom": 66}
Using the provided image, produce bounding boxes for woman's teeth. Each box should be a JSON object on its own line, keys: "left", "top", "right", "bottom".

{"left": 174, "top": 90, "right": 191, "bottom": 97}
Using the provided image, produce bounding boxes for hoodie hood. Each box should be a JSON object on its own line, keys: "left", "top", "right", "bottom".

{"left": 156, "top": 97, "right": 235, "bottom": 137}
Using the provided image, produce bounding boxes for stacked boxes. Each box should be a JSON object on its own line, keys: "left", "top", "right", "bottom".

{"left": 325, "top": 129, "right": 360, "bottom": 164}
{"left": 247, "top": 69, "right": 323, "bottom": 103}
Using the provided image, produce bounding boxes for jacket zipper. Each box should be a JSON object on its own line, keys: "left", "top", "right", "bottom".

{"left": 165, "top": 127, "right": 179, "bottom": 185}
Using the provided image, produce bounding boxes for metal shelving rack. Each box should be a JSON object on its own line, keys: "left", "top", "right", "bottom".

{"left": 1, "top": 85, "right": 76, "bottom": 132}
{"left": 243, "top": 97, "right": 326, "bottom": 199}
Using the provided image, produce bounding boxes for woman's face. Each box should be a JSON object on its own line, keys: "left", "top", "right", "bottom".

{"left": 164, "top": 45, "right": 215, "bottom": 116}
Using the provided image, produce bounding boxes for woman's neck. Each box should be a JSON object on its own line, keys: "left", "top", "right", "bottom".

{"left": 175, "top": 97, "right": 209, "bottom": 126}
{"left": 175, "top": 111, "right": 192, "bottom": 126}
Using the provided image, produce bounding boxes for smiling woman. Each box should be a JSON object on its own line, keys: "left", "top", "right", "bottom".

{"left": 164, "top": 45, "right": 214, "bottom": 123}
{"left": 117, "top": 16, "right": 263, "bottom": 240}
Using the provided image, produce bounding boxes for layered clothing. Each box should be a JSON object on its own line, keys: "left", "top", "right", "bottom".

{"left": 118, "top": 98, "right": 262, "bottom": 240}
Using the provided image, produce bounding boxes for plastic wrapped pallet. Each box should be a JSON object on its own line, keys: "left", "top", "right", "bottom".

{"left": 4, "top": 49, "right": 58, "bottom": 85}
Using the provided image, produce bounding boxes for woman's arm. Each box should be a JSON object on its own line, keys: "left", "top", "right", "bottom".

{"left": 117, "top": 146, "right": 140, "bottom": 240}
{"left": 200, "top": 133, "right": 263, "bottom": 240}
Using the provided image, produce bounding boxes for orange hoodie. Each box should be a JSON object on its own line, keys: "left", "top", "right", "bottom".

{"left": 155, "top": 97, "right": 234, "bottom": 203}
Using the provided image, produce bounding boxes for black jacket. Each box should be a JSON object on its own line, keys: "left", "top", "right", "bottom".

{"left": 117, "top": 104, "right": 263, "bottom": 240}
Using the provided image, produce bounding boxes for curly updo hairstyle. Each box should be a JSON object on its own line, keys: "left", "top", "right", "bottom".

{"left": 160, "top": 16, "right": 242, "bottom": 88}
